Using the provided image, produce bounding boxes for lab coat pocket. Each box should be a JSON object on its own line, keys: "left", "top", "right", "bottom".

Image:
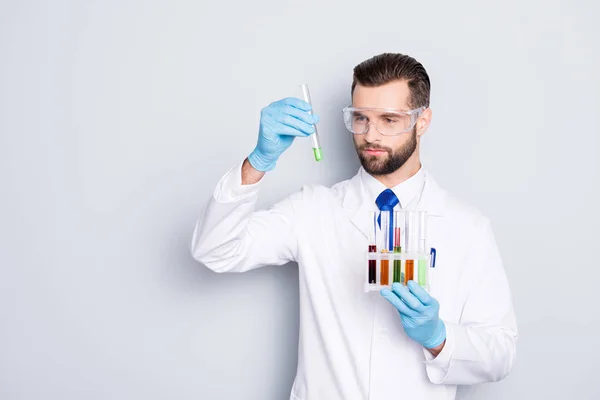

{"left": 429, "top": 247, "right": 464, "bottom": 325}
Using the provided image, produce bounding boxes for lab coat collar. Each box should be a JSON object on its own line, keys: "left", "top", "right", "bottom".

{"left": 343, "top": 166, "right": 447, "bottom": 239}
{"left": 360, "top": 166, "right": 426, "bottom": 210}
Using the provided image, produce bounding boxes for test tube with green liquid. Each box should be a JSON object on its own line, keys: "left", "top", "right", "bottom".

{"left": 300, "top": 84, "right": 322, "bottom": 162}
{"left": 417, "top": 211, "right": 428, "bottom": 288}
{"left": 393, "top": 211, "right": 402, "bottom": 283}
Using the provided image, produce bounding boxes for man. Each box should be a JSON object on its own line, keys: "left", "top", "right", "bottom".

{"left": 190, "top": 53, "right": 518, "bottom": 400}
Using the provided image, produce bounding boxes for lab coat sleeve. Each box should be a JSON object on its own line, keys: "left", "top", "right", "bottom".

{"left": 189, "top": 161, "right": 299, "bottom": 273}
{"left": 423, "top": 217, "right": 518, "bottom": 384}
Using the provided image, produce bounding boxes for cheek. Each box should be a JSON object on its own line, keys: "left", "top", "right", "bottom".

{"left": 353, "top": 135, "right": 363, "bottom": 147}
{"left": 385, "top": 137, "right": 406, "bottom": 151}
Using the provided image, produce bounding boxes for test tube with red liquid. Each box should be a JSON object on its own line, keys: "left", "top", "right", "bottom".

{"left": 368, "top": 211, "right": 377, "bottom": 284}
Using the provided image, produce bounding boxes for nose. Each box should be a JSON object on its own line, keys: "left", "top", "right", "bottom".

{"left": 363, "top": 122, "right": 381, "bottom": 143}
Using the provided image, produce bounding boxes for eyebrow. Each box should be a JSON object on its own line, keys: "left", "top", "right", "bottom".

{"left": 379, "top": 112, "right": 404, "bottom": 118}
{"left": 353, "top": 111, "right": 404, "bottom": 117}
{"left": 352, "top": 109, "right": 409, "bottom": 119}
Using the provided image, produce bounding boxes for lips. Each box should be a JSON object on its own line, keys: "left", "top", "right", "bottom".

{"left": 363, "top": 148, "right": 388, "bottom": 155}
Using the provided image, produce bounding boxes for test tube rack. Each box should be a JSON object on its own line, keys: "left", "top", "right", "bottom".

{"left": 363, "top": 251, "right": 432, "bottom": 293}
{"left": 364, "top": 209, "right": 433, "bottom": 293}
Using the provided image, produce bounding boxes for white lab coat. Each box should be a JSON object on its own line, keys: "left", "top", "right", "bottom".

{"left": 190, "top": 161, "right": 518, "bottom": 400}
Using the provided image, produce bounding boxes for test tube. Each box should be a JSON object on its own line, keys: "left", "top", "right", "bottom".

{"left": 300, "top": 84, "right": 323, "bottom": 162}
{"left": 417, "top": 211, "right": 428, "bottom": 288}
{"left": 404, "top": 211, "right": 416, "bottom": 284}
{"left": 393, "top": 211, "right": 402, "bottom": 283}
{"left": 368, "top": 211, "right": 377, "bottom": 285}
{"left": 380, "top": 210, "right": 390, "bottom": 286}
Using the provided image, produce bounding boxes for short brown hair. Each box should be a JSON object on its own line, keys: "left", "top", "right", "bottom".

{"left": 351, "top": 53, "right": 431, "bottom": 109}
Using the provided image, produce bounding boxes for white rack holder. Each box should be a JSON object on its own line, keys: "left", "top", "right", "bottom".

{"left": 363, "top": 249, "right": 435, "bottom": 293}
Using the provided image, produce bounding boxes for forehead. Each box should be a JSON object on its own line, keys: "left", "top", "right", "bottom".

{"left": 352, "top": 79, "right": 411, "bottom": 110}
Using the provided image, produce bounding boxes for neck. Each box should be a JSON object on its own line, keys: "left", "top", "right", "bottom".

{"left": 375, "top": 152, "right": 422, "bottom": 188}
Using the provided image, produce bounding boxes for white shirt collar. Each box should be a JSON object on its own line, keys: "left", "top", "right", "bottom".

{"left": 360, "top": 166, "right": 426, "bottom": 210}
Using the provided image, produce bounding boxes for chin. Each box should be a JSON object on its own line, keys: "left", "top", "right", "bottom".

{"left": 361, "top": 161, "right": 387, "bottom": 175}
{"left": 365, "top": 167, "right": 388, "bottom": 176}
{"left": 364, "top": 156, "right": 386, "bottom": 166}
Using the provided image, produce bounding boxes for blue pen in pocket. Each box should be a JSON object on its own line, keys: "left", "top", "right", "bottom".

{"left": 427, "top": 247, "right": 437, "bottom": 292}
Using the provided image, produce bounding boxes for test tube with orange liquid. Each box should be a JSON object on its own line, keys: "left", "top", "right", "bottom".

{"left": 380, "top": 210, "right": 390, "bottom": 286}
{"left": 404, "top": 211, "right": 416, "bottom": 284}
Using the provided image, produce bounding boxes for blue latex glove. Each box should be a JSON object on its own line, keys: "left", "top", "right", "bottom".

{"left": 248, "top": 97, "right": 320, "bottom": 172}
{"left": 381, "top": 281, "right": 446, "bottom": 349}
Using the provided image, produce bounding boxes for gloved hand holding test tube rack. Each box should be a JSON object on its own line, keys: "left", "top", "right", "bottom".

{"left": 365, "top": 209, "right": 435, "bottom": 293}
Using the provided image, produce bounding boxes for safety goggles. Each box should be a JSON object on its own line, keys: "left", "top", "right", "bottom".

{"left": 342, "top": 106, "right": 426, "bottom": 136}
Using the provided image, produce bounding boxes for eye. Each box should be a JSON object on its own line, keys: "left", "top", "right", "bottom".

{"left": 384, "top": 118, "right": 398, "bottom": 124}
{"left": 354, "top": 115, "right": 368, "bottom": 123}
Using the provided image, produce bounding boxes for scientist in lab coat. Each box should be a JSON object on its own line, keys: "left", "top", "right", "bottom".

{"left": 190, "top": 53, "right": 518, "bottom": 400}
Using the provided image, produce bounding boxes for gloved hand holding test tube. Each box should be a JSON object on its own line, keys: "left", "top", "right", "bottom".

{"left": 248, "top": 95, "right": 319, "bottom": 172}
{"left": 300, "top": 84, "right": 323, "bottom": 161}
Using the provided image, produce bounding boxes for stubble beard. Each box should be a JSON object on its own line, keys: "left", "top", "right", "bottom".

{"left": 355, "top": 128, "right": 417, "bottom": 176}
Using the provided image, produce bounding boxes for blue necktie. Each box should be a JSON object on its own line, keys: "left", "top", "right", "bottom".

{"left": 376, "top": 189, "right": 399, "bottom": 251}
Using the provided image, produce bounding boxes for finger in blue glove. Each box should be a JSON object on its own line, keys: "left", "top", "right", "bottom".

{"left": 381, "top": 281, "right": 446, "bottom": 349}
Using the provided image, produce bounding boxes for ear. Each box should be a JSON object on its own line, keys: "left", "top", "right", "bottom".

{"left": 416, "top": 108, "right": 432, "bottom": 137}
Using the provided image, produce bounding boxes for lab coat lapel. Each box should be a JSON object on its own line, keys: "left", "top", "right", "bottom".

{"left": 417, "top": 172, "right": 447, "bottom": 218}
{"left": 343, "top": 172, "right": 374, "bottom": 239}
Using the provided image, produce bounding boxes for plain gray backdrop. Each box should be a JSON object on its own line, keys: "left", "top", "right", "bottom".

{"left": 1, "top": 0, "right": 599, "bottom": 399}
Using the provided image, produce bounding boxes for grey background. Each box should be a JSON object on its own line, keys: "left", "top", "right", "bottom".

{"left": 1, "top": 0, "right": 599, "bottom": 399}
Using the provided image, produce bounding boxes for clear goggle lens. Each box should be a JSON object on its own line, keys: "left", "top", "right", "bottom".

{"left": 342, "top": 106, "right": 425, "bottom": 136}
